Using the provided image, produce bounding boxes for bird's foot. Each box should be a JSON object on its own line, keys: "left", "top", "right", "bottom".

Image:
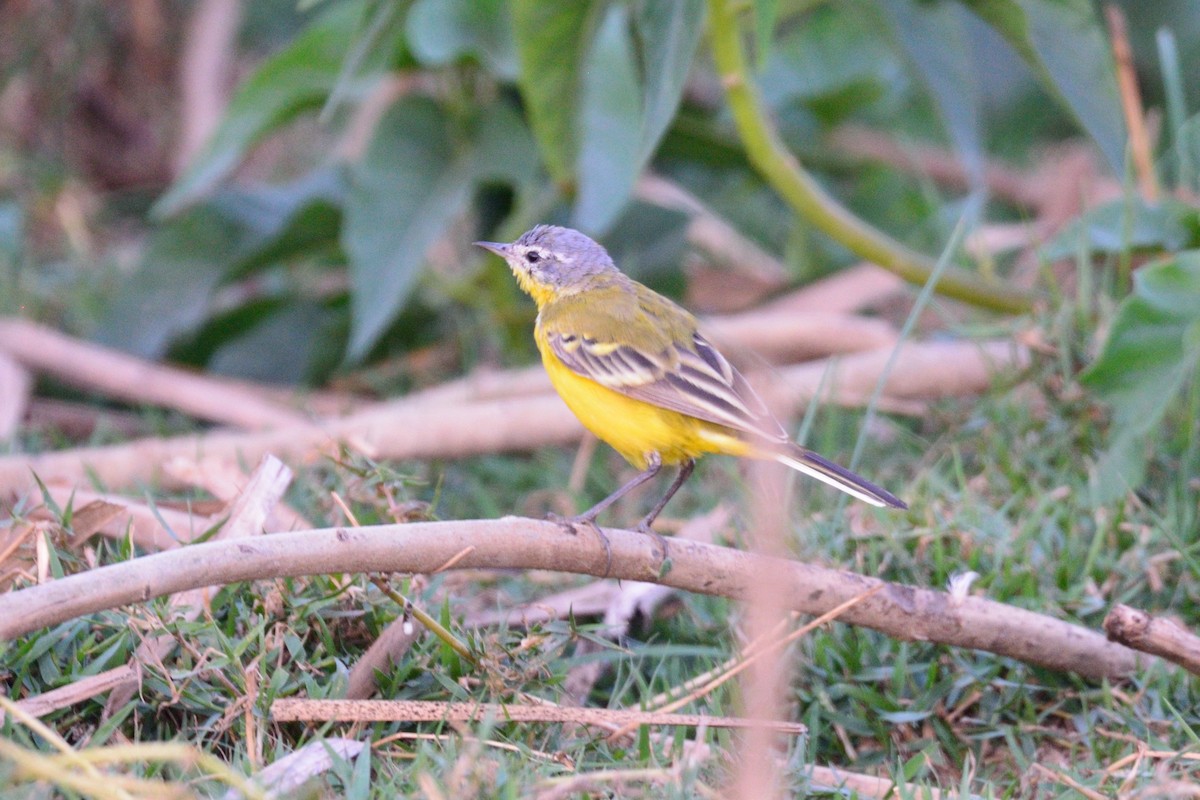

{"left": 547, "top": 512, "right": 613, "bottom": 578}
{"left": 635, "top": 520, "right": 671, "bottom": 574}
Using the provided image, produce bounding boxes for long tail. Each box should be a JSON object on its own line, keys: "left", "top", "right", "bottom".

{"left": 774, "top": 445, "right": 907, "bottom": 509}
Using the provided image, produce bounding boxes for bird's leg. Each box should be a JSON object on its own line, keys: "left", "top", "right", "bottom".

{"left": 557, "top": 453, "right": 663, "bottom": 527}
{"left": 635, "top": 459, "right": 694, "bottom": 533}
{"left": 634, "top": 459, "right": 695, "bottom": 562}
{"left": 548, "top": 454, "right": 664, "bottom": 576}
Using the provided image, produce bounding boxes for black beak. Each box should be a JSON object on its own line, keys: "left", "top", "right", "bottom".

{"left": 474, "top": 241, "right": 509, "bottom": 257}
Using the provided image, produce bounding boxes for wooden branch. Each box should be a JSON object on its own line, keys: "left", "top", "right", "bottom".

{"left": 174, "top": 0, "right": 241, "bottom": 173}
{"left": 1103, "top": 604, "right": 1200, "bottom": 676}
{"left": 0, "top": 352, "right": 31, "bottom": 440}
{"left": 0, "top": 318, "right": 309, "bottom": 430}
{"left": 703, "top": 310, "right": 897, "bottom": 364}
{"left": 1105, "top": 5, "right": 1159, "bottom": 202}
{"left": 270, "top": 698, "right": 804, "bottom": 733}
{"left": 758, "top": 264, "right": 905, "bottom": 316}
{"left": 0, "top": 519, "right": 1148, "bottom": 681}
{"left": 0, "top": 340, "right": 1026, "bottom": 496}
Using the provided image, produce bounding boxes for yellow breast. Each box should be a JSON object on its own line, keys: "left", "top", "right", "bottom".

{"left": 536, "top": 330, "right": 749, "bottom": 469}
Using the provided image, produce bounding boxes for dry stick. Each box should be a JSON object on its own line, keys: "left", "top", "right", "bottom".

{"left": 10, "top": 457, "right": 293, "bottom": 722}
{"left": 0, "top": 519, "right": 1148, "bottom": 680}
{"left": 806, "top": 765, "right": 953, "bottom": 800}
{"left": 0, "top": 318, "right": 310, "bottom": 430}
{"left": 0, "top": 340, "right": 1026, "bottom": 496}
{"left": 23, "top": 398, "right": 148, "bottom": 439}
{"left": 174, "top": 0, "right": 241, "bottom": 172}
{"left": 635, "top": 173, "right": 791, "bottom": 289}
{"left": 1105, "top": 4, "right": 1160, "bottom": 202}
{"left": 0, "top": 352, "right": 32, "bottom": 440}
{"left": 703, "top": 310, "right": 897, "bottom": 364}
{"left": 269, "top": 698, "right": 804, "bottom": 734}
{"left": 757, "top": 263, "right": 905, "bottom": 316}
{"left": 102, "top": 454, "right": 293, "bottom": 716}
{"left": 37, "top": 486, "right": 218, "bottom": 552}
{"left": 1103, "top": 604, "right": 1200, "bottom": 676}
{"left": 832, "top": 125, "right": 1045, "bottom": 209}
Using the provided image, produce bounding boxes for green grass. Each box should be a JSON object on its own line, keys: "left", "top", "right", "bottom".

{"left": 2, "top": 303, "right": 1199, "bottom": 798}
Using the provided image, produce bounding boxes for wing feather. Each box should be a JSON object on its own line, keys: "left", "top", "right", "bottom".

{"left": 545, "top": 324, "right": 786, "bottom": 442}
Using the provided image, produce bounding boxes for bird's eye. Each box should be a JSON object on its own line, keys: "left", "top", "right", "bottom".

{"left": 524, "top": 251, "right": 541, "bottom": 264}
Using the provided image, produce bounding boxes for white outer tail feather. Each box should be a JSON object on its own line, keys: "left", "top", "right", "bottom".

{"left": 774, "top": 452, "right": 888, "bottom": 508}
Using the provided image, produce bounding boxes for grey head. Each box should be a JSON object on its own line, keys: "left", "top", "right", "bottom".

{"left": 474, "top": 224, "right": 620, "bottom": 295}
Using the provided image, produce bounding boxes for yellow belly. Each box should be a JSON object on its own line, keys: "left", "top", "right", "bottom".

{"left": 540, "top": 343, "right": 750, "bottom": 470}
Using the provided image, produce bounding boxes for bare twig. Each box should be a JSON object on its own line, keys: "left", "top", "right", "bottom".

{"left": 1103, "top": 604, "right": 1200, "bottom": 676}
{"left": 0, "top": 340, "right": 1027, "bottom": 496}
{"left": 807, "top": 765, "right": 957, "bottom": 800}
{"left": 0, "top": 352, "right": 31, "bottom": 439}
{"left": 758, "top": 263, "right": 905, "bottom": 316}
{"left": 0, "top": 519, "right": 1149, "bottom": 680}
{"left": 635, "top": 173, "right": 790, "bottom": 289}
{"left": 269, "top": 698, "right": 805, "bottom": 734}
{"left": 175, "top": 0, "right": 241, "bottom": 172}
{"left": 0, "top": 318, "right": 310, "bottom": 429}
{"left": 1105, "top": 4, "right": 1159, "bottom": 202}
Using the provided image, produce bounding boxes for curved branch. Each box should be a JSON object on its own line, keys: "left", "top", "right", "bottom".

{"left": 705, "top": 0, "right": 1035, "bottom": 314}
{"left": 0, "top": 519, "right": 1147, "bottom": 681}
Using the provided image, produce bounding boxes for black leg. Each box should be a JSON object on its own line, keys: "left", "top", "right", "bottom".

{"left": 566, "top": 452, "right": 663, "bottom": 525}
{"left": 548, "top": 454, "right": 665, "bottom": 577}
{"left": 636, "top": 459, "right": 695, "bottom": 533}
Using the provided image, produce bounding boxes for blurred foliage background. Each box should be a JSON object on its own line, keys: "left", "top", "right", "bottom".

{"left": 4, "top": 1, "right": 1200, "bottom": 795}
{"left": 3, "top": 0, "right": 1199, "bottom": 501}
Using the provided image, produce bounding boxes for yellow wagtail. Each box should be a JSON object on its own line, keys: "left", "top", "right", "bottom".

{"left": 476, "top": 225, "right": 906, "bottom": 534}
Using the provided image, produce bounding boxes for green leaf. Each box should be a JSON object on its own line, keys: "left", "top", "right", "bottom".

{"left": 632, "top": 0, "right": 705, "bottom": 168}
{"left": 208, "top": 300, "right": 343, "bottom": 384}
{"left": 94, "top": 206, "right": 247, "bottom": 358}
{"left": 574, "top": 3, "right": 643, "bottom": 233}
{"left": 343, "top": 98, "right": 537, "bottom": 360}
{"left": 1081, "top": 252, "right": 1200, "bottom": 499}
{"left": 215, "top": 166, "right": 347, "bottom": 278}
{"left": 758, "top": 7, "right": 898, "bottom": 123}
{"left": 957, "top": 0, "right": 1126, "bottom": 174}
{"left": 343, "top": 97, "right": 473, "bottom": 360}
{"left": 321, "top": 0, "right": 413, "bottom": 122}
{"left": 154, "top": 3, "right": 360, "bottom": 217}
{"left": 511, "top": 0, "right": 597, "bottom": 185}
{"left": 406, "top": 0, "right": 518, "bottom": 78}
{"left": 881, "top": 0, "right": 984, "bottom": 193}
{"left": 1042, "top": 197, "right": 1200, "bottom": 261}
{"left": 753, "top": 0, "right": 780, "bottom": 69}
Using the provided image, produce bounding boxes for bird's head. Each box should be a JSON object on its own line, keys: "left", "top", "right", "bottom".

{"left": 475, "top": 225, "right": 618, "bottom": 305}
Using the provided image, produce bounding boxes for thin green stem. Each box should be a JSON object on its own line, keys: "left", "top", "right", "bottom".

{"left": 705, "top": 0, "right": 1035, "bottom": 314}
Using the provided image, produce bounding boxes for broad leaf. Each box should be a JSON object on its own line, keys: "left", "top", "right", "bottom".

{"left": 343, "top": 98, "right": 538, "bottom": 360}
{"left": 94, "top": 206, "right": 247, "bottom": 357}
{"left": 574, "top": 3, "right": 643, "bottom": 233}
{"left": 1042, "top": 198, "right": 1200, "bottom": 261}
{"left": 216, "top": 167, "right": 347, "bottom": 278}
{"left": 759, "top": 8, "right": 898, "bottom": 123}
{"left": 958, "top": 0, "right": 1125, "bottom": 174}
{"left": 1081, "top": 252, "right": 1200, "bottom": 500}
{"left": 343, "top": 98, "right": 474, "bottom": 360}
{"left": 208, "top": 300, "right": 343, "bottom": 384}
{"left": 511, "top": 0, "right": 597, "bottom": 185}
{"left": 881, "top": 0, "right": 984, "bottom": 194}
{"left": 155, "top": 3, "right": 360, "bottom": 216}
{"left": 406, "top": 0, "right": 518, "bottom": 79}
{"left": 632, "top": 0, "right": 705, "bottom": 168}
{"left": 98, "top": 170, "right": 347, "bottom": 358}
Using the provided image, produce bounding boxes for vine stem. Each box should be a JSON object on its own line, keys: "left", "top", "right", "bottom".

{"left": 705, "top": 0, "right": 1035, "bottom": 314}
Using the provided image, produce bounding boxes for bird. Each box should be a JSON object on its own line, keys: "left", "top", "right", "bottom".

{"left": 475, "top": 224, "right": 906, "bottom": 535}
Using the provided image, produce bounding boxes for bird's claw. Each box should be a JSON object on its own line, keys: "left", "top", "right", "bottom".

{"left": 635, "top": 522, "right": 671, "bottom": 570}
{"left": 547, "top": 512, "right": 613, "bottom": 578}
